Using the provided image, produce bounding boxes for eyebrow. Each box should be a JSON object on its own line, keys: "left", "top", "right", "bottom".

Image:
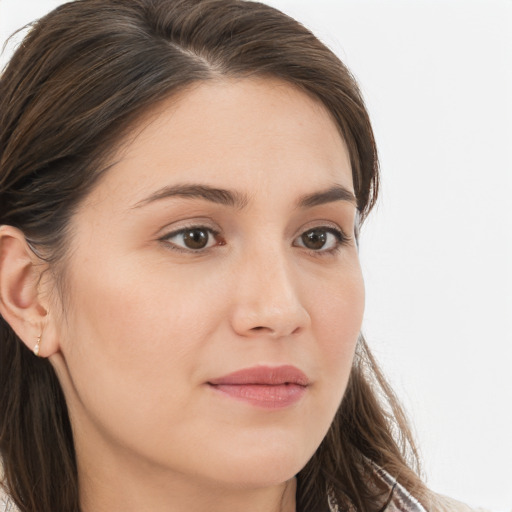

{"left": 296, "top": 185, "right": 357, "bottom": 208}
{"left": 132, "top": 183, "right": 357, "bottom": 210}
{"left": 133, "top": 184, "right": 249, "bottom": 210}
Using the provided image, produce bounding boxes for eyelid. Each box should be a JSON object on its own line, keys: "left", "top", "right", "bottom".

{"left": 158, "top": 216, "right": 220, "bottom": 239}
{"left": 295, "top": 219, "right": 351, "bottom": 240}
{"left": 301, "top": 217, "right": 339, "bottom": 229}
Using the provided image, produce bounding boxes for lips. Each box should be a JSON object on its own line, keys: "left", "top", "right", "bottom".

{"left": 207, "top": 365, "right": 309, "bottom": 409}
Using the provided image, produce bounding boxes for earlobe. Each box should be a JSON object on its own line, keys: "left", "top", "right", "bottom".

{"left": 0, "top": 225, "right": 56, "bottom": 357}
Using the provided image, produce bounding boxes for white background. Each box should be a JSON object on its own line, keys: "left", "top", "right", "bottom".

{"left": 1, "top": 0, "right": 511, "bottom": 510}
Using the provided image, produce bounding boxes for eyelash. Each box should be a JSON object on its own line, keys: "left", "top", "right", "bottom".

{"left": 159, "top": 225, "right": 350, "bottom": 255}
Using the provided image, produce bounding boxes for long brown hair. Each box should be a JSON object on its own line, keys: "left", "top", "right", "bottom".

{"left": 0, "top": 1, "right": 427, "bottom": 510}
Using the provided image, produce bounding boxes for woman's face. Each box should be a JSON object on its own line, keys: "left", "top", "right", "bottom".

{"left": 50, "top": 78, "right": 364, "bottom": 489}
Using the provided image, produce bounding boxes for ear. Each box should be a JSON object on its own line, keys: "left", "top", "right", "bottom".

{"left": 0, "top": 225, "right": 58, "bottom": 357}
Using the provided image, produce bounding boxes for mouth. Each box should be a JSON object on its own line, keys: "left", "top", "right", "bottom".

{"left": 207, "top": 365, "right": 310, "bottom": 409}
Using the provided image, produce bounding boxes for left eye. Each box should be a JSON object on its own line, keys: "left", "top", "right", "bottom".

{"left": 294, "top": 227, "right": 344, "bottom": 251}
{"left": 162, "top": 227, "right": 219, "bottom": 251}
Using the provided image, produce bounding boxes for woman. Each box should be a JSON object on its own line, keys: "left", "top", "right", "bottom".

{"left": 0, "top": 1, "right": 489, "bottom": 511}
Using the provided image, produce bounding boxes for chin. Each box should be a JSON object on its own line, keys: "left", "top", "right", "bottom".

{"left": 198, "top": 437, "right": 315, "bottom": 489}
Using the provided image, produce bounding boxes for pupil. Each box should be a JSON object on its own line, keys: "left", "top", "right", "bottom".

{"left": 183, "top": 229, "right": 208, "bottom": 249}
{"left": 302, "top": 229, "right": 326, "bottom": 250}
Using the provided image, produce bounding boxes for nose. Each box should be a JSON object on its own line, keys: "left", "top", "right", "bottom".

{"left": 229, "top": 248, "right": 311, "bottom": 339}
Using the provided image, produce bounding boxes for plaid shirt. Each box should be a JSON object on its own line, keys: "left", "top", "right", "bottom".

{"left": 327, "top": 465, "right": 428, "bottom": 511}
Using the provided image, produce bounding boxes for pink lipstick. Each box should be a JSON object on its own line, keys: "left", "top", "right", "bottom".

{"left": 208, "top": 365, "right": 309, "bottom": 409}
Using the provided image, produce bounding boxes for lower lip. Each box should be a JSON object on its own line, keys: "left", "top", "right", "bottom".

{"left": 209, "top": 383, "right": 307, "bottom": 409}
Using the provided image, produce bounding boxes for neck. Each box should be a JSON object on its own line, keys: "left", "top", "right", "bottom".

{"left": 75, "top": 432, "right": 297, "bottom": 512}
{"left": 79, "top": 463, "right": 297, "bottom": 512}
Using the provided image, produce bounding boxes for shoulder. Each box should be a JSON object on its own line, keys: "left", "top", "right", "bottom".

{"left": 372, "top": 465, "right": 493, "bottom": 512}
{"left": 425, "top": 493, "right": 495, "bottom": 512}
{"left": 388, "top": 483, "right": 494, "bottom": 512}
{"left": 0, "top": 486, "right": 18, "bottom": 512}
{"left": 0, "top": 467, "right": 18, "bottom": 512}
{"left": 384, "top": 486, "right": 493, "bottom": 512}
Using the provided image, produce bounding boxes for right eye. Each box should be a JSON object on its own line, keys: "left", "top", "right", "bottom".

{"left": 161, "top": 226, "right": 221, "bottom": 252}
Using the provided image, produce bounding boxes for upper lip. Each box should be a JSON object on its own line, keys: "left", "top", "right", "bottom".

{"left": 208, "top": 365, "right": 310, "bottom": 386}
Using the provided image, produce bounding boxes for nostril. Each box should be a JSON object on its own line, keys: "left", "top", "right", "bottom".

{"left": 249, "top": 326, "right": 277, "bottom": 335}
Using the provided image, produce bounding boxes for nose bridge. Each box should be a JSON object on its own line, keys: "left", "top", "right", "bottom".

{"left": 230, "top": 237, "right": 310, "bottom": 338}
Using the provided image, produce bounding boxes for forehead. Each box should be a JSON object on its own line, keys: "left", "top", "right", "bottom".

{"left": 87, "top": 77, "right": 353, "bottom": 210}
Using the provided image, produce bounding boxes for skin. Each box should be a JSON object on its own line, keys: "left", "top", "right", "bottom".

{"left": 0, "top": 78, "right": 364, "bottom": 512}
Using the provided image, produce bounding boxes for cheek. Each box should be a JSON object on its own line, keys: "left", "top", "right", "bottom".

{"left": 68, "top": 253, "right": 216, "bottom": 350}
{"left": 58, "top": 255, "right": 222, "bottom": 417}
{"left": 308, "top": 263, "right": 364, "bottom": 393}
{"left": 313, "top": 258, "right": 364, "bottom": 332}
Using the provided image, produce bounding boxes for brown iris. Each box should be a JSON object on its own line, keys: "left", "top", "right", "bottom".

{"left": 182, "top": 229, "right": 209, "bottom": 249}
{"left": 301, "top": 229, "right": 327, "bottom": 250}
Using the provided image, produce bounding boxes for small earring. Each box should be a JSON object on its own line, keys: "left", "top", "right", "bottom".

{"left": 34, "top": 335, "right": 41, "bottom": 357}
